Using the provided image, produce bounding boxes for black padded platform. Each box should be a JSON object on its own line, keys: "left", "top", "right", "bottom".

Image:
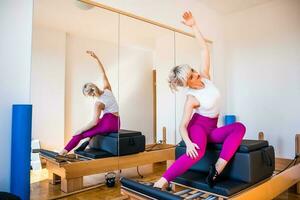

{"left": 174, "top": 139, "right": 275, "bottom": 196}
{"left": 174, "top": 171, "right": 251, "bottom": 197}
{"left": 178, "top": 139, "right": 269, "bottom": 153}
{"left": 89, "top": 129, "right": 145, "bottom": 156}
{"left": 176, "top": 141, "right": 274, "bottom": 183}
{"left": 106, "top": 129, "right": 143, "bottom": 138}
{"left": 75, "top": 130, "right": 146, "bottom": 159}
{"left": 75, "top": 148, "right": 114, "bottom": 159}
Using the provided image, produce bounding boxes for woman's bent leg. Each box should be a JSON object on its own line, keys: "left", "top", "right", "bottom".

{"left": 208, "top": 122, "right": 246, "bottom": 161}
{"left": 64, "top": 113, "right": 119, "bottom": 152}
{"left": 162, "top": 125, "right": 207, "bottom": 182}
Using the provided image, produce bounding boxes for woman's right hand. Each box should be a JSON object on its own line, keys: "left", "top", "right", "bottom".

{"left": 186, "top": 141, "right": 200, "bottom": 159}
{"left": 182, "top": 11, "right": 196, "bottom": 27}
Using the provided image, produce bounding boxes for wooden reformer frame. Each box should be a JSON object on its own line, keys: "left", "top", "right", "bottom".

{"left": 42, "top": 143, "right": 175, "bottom": 193}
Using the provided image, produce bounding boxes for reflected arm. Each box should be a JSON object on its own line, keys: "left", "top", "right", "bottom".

{"left": 73, "top": 102, "right": 104, "bottom": 135}
{"left": 87, "top": 51, "right": 112, "bottom": 90}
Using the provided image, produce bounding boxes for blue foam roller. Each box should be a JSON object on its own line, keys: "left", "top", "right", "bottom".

{"left": 224, "top": 115, "right": 236, "bottom": 125}
{"left": 10, "top": 105, "right": 32, "bottom": 200}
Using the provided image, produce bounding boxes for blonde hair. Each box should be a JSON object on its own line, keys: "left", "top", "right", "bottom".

{"left": 168, "top": 64, "right": 192, "bottom": 92}
{"left": 82, "top": 83, "right": 101, "bottom": 97}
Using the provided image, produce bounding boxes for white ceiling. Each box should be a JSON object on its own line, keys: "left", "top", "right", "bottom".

{"left": 199, "top": 0, "right": 274, "bottom": 15}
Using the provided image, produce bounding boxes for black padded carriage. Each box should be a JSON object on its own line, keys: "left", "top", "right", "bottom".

{"left": 75, "top": 129, "right": 145, "bottom": 159}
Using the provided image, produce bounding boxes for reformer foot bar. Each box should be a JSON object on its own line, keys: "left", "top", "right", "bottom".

{"left": 121, "top": 177, "right": 223, "bottom": 200}
{"left": 120, "top": 134, "right": 300, "bottom": 200}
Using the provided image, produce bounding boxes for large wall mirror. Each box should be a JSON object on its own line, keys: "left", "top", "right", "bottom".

{"left": 30, "top": 0, "right": 212, "bottom": 185}
{"left": 119, "top": 15, "right": 175, "bottom": 145}
{"left": 31, "top": 0, "right": 120, "bottom": 183}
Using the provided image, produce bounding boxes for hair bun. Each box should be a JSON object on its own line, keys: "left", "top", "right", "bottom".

{"left": 168, "top": 64, "right": 191, "bottom": 92}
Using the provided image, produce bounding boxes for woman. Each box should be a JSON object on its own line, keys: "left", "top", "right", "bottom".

{"left": 59, "top": 51, "right": 120, "bottom": 156}
{"left": 153, "top": 11, "right": 246, "bottom": 189}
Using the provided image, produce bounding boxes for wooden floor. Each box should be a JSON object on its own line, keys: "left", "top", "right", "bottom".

{"left": 30, "top": 162, "right": 300, "bottom": 200}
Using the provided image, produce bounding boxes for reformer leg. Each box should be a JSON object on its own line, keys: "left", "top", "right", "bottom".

{"left": 48, "top": 171, "right": 61, "bottom": 185}
{"left": 61, "top": 177, "right": 83, "bottom": 193}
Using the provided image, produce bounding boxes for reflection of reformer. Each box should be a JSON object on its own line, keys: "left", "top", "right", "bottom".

{"left": 39, "top": 129, "right": 176, "bottom": 193}
{"left": 120, "top": 133, "right": 300, "bottom": 200}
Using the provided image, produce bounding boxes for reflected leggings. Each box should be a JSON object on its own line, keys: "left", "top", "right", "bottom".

{"left": 64, "top": 113, "right": 120, "bottom": 152}
{"left": 163, "top": 113, "right": 246, "bottom": 182}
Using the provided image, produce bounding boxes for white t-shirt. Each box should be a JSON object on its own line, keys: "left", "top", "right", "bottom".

{"left": 97, "top": 89, "right": 119, "bottom": 114}
{"left": 187, "top": 78, "right": 221, "bottom": 118}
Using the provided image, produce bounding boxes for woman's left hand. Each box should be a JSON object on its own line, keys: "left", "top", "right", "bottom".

{"left": 186, "top": 141, "right": 200, "bottom": 159}
{"left": 182, "top": 11, "right": 196, "bottom": 27}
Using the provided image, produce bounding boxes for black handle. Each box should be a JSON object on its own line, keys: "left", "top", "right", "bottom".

{"left": 128, "top": 138, "right": 135, "bottom": 146}
{"left": 262, "top": 149, "right": 273, "bottom": 167}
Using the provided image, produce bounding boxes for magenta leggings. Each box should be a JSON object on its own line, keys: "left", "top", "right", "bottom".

{"left": 64, "top": 113, "right": 120, "bottom": 152}
{"left": 163, "top": 113, "right": 246, "bottom": 182}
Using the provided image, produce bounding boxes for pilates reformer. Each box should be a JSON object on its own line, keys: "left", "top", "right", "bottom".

{"left": 39, "top": 129, "right": 176, "bottom": 193}
{"left": 120, "top": 133, "right": 300, "bottom": 200}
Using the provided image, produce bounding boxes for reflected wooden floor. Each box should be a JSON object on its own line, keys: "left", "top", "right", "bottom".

{"left": 30, "top": 162, "right": 300, "bottom": 200}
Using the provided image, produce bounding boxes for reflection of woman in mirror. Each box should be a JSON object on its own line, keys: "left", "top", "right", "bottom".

{"left": 59, "top": 51, "right": 120, "bottom": 156}
{"left": 154, "top": 11, "right": 246, "bottom": 189}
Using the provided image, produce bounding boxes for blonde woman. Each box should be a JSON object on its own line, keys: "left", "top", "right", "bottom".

{"left": 154, "top": 11, "right": 246, "bottom": 189}
{"left": 59, "top": 51, "right": 120, "bottom": 156}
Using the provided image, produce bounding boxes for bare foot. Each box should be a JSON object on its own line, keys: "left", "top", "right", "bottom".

{"left": 153, "top": 177, "right": 168, "bottom": 189}
{"left": 59, "top": 149, "right": 68, "bottom": 156}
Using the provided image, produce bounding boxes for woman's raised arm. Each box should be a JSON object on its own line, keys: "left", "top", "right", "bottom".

{"left": 182, "top": 11, "right": 211, "bottom": 80}
{"left": 86, "top": 50, "right": 112, "bottom": 90}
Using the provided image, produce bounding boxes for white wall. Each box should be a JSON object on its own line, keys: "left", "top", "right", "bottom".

{"left": 224, "top": 0, "right": 300, "bottom": 158}
{"left": 0, "top": 0, "right": 33, "bottom": 191}
{"left": 155, "top": 34, "right": 175, "bottom": 144}
{"left": 119, "top": 46, "right": 153, "bottom": 143}
{"left": 31, "top": 27, "right": 66, "bottom": 151}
